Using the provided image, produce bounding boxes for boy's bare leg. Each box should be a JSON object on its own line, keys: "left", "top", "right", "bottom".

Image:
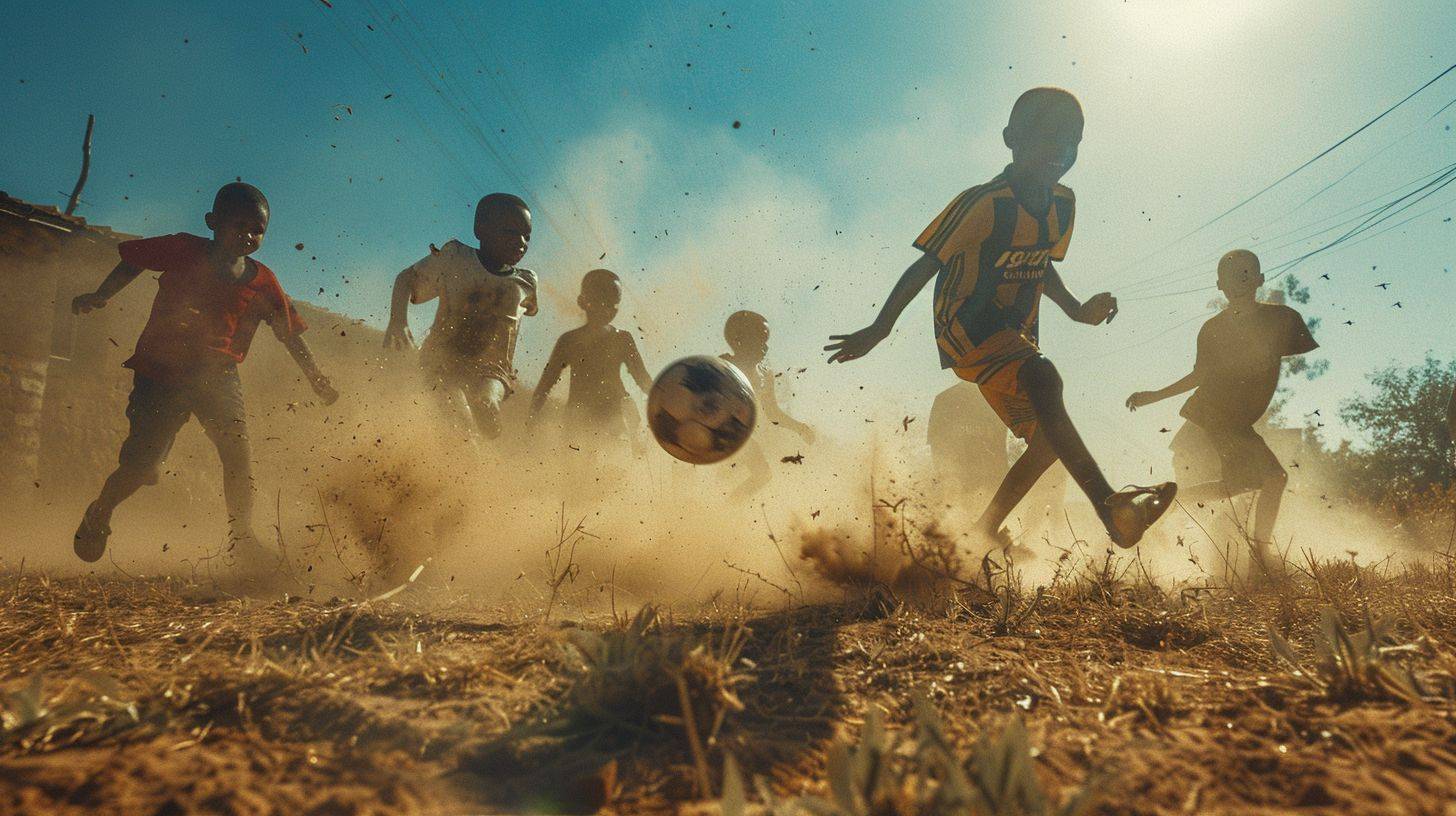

{"left": 431, "top": 382, "right": 482, "bottom": 452}
{"left": 466, "top": 378, "right": 508, "bottom": 440}
{"left": 204, "top": 421, "right": 257, "bottom": 543}
{"left": 976, "top": 431, "right": 1057, "bottom": 536}
{"left": 1251, "top": 471, "right": 1287, "bottom": 546}
{"left": 1017, "top": 357, "right": 1115, "bottom": 508}
{"left": 1176, "top": 480, "right": 1237, "bottom": 505}
{"left": 76, "top": 387, "right": 190, "bottom": 561}
{"left": 731, "top": 442, "right": 772, "bottom": 501}
{"left": 91, "top": 466, "right": 151, "bottom": 525}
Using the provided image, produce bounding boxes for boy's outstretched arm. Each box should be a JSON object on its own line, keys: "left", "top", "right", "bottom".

{"left": 761, "top": 377, "right": 815, "bottom": 443}
{"left": 825, "top": 252, "right": 941, "bottom": 363}
{"left": 281, "top": 333, "right": 339, "bottom": 405}
{"left": 1126, "top": 370, "right": 1199, "bottom": 411}
{"left": 622, "top": 333, "right": 653, "bottom": 394}
{"left": 1044, "top": 265, "right": 1117, "bottom": 325}
{"left": 528, "top": 337, "right": 569, "bottom": 423}
{"left": 72, "top": 261, "right": 144, "bottom": 314}
{"left": 383, "top": 269, "right": 418, "bottom": 350}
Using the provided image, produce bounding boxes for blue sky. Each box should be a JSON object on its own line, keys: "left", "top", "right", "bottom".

{"left": 3, "top": 0, "right": 1454, "bottom": 473}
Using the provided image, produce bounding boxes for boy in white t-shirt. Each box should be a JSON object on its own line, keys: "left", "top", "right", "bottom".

{"left": 384, "top": 193, "right": 538, "bottom": 440}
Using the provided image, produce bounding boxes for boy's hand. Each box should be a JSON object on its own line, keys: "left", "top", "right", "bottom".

{"left": 1125, "top": 391, "right": 1157, "bottom": 411}
{"left": 1080, "top": 292, "right": 1118, "bottom": 325}
{"left": 311, "top": 374, "right": 340, "bottom": 406}
{"left": 72, "top": 292, "right": 109, "bottom": 315}
{"left": 825, "top": 323, "right": 889, "bottom": 364}
{"left": 383, "top": 322, "right": 414, "bottom": 351}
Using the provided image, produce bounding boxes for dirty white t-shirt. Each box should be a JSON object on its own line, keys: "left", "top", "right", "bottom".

{"left": 407, "top": 240, "right": 538, "bottom": 382}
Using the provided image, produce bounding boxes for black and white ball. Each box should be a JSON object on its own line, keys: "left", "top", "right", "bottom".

{"left": 647, "top": 356, "right": 757, "bottom": 464}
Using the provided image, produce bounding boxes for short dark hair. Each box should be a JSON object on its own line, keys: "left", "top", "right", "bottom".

{"left": 1007, "top": 87, "right": 1083, "bottom": 135}
{"left": 580, "top": 268, "right": 620, "bottom": 299}
{"left": 724, "top": 310, "right": 768, "bottom": 344}
{"left": 475, "top": 192, "right": 529, "bottom": 223}
{"left": 212, "top": 182, "right": 269, "bottom": 218}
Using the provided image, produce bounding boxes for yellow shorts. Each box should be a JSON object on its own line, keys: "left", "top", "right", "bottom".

{"left": 947, "top": 328, "right": 1040, "bottom": 440}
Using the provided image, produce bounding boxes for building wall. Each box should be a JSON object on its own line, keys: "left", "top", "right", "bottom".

{"left": 0, "top": 217, "right": 71, "bottom": 496}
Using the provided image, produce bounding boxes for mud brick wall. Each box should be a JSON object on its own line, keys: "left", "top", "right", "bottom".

{"left": 0, "top": 354, "right": 47, "bottom": 492}
{"left": 0, "top": 215, "right": 69, "bottom": 496}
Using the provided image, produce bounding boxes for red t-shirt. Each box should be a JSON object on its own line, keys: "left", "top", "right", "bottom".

{"left": 116, "top": 233, "right": 308, "bottom": 380}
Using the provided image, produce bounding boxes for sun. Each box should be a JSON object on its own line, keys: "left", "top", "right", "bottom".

{"left": 1121, "top": 0, "right": 1270, "bottom": 51}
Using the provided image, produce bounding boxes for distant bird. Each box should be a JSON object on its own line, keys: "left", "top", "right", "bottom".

{"left": 1393, "top": 302, "right": 1402, "bottom": 308}
{"left": 902, "top": 416, "right": 915, "bottom": 432}
{"left": 1376, "top": 282, "right": 1390, "bottom": 289}
{"left": 1320, "top": 273, "right": 1330, "bottom": 280}
{"left": 1343, "top": 320, "right": 1354, "bottom": 325}
{"left": 781, "top": 453, "right": 805, "bottom": 464}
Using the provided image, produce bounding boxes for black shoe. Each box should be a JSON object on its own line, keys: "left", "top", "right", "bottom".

{"left": 1102, "top": 482, "right": 1178, "bottom": 548}
{"left": 73, "top": 502, "right": 111, "bottom": 563}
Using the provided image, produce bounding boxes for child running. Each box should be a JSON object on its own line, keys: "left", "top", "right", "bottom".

{"left": 528, "top": 268, "right": 652, "bottom": 453}
{"left": 70, "top": 182, "right": 337, "bottom": 563}
{"left": 384, "top": 193, "right": 538, "bottom": 444}
{"left": 927, "top": 381, "right": 1068, "bottom": 546}
{"left": 722, "top": 310, "right": 815, "bottom": 499}
{"left": 1127, "top": 249, "right": 1317, "bottom": 553}
{"left": 825, "top": 87, "right": 1175, "bottom": 549}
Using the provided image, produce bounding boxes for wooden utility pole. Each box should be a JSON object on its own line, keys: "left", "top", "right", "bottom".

{"left": 64, "top": 114, "right": 95, "bottom": 216}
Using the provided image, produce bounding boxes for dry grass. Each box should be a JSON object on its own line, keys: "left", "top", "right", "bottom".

{"left": 5, "top": 543, "right": 1456, "bottom": 814}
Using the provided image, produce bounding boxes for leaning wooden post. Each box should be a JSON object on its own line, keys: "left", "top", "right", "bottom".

{"left": 64, "top": 114, "right": 95, "bottom": 216}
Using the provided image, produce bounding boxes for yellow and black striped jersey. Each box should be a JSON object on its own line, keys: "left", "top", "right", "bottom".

{"left": 913, "top": 169, "right": 1075, "bottom": 368}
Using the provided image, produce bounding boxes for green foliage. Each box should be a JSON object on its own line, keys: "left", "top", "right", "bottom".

{"left": 1276, "top": 275, "right": 1328, "bottom": 382}
{"left": 557, "top": 605, "right": 749, "bottom": 743}
{"left": 1334, "top": 355, "right": 1455, "bottom": 507}
{"left": 1268, "top": 607, "right": 1424, "bottom": 703}
{"left": 1, "top": 672, "right": 140, "bottom": 752}
{"left": 721, "top": 698, "right": 1097, "bottom": 816}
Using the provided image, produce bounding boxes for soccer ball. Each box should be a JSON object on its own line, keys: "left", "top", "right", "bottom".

{"left": 647, "top": 356, "right": 757, "bottom": 464}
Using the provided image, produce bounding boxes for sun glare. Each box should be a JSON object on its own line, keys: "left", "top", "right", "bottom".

{"left": 1121, "top": 0, "right": 1270, "bottom": 50}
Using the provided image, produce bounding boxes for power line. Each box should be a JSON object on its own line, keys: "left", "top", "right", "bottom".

{"left": 1125, "top": 166, "right": 1456, "bottom": 302}
{"left": 1289, "top": 94, "right": 1456, "bottom": 213}
{"left": 1196, "top": 62, "right": 1456, "bottom": 232}
{"left": 1263, "top": 166, "right": 1456, "bottom": 283}
{"left": 440, "top": 1, "right": 610, "bottom": 255}
{"left": 1103, "top": 62, "right": 1456, "bottom": 282}
{"left": 1119, "top": 159, "right": 1456, "bottom": 296}
{"left": 313, "top": 3, "right": 484, "bottom": 198}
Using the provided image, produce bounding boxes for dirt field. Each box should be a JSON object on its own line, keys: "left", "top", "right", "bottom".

{"left": 4, "top": 543, "right": 1456, "bottom": 815}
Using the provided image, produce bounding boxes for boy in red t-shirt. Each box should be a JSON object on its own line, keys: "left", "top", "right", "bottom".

{"left": 70, "top": 182, "right": 337, "bottom": 564}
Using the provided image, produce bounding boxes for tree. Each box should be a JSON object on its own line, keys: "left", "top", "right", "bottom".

{"left": 1275, "top": 275, "right": 1329, "bottom": 382}
{"left": 1336, "top": 355, "right": 1456, "bottom": 508}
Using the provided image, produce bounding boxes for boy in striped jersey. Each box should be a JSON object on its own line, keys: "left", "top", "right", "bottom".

{"left": 826, "top": 87, "right": 1176, "bottom": 550}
